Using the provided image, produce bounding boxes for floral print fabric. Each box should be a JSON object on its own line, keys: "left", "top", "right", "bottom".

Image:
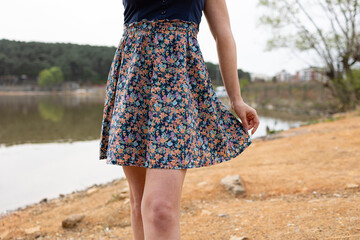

{"left": 99, "top": 19, "right": 252, "bottom": 169}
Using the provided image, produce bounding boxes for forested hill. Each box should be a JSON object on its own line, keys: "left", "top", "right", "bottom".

{"left": 0, "top": 39, "right": 116, "bottom": 84}
{"left": 0, "top": 39, "right": 250, "bottom": 86}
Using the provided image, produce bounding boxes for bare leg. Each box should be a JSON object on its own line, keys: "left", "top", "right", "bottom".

{"left": 141, "top": 168, "right": 187, "bottom": 240}
{"left": 122, "top": 166, "right": 147, "bottom": 240}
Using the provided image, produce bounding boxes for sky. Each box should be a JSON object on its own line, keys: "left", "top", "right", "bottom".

{"left": 0, "top": 0, "right": 315, "bottom": 77}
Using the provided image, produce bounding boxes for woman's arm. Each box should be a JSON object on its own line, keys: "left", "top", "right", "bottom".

{"left": 204, "top": 0, "right": 260, "bottom": 134}
{"left": 203, "top": 0, "right": 242, "bottom": 103}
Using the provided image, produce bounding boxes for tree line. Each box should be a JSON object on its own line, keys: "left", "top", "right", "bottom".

{"left": 0, "top": 39, "right": 116, "bottom": 84}
{"left": 0, "top": 39, "right": 250, "bottom": 86}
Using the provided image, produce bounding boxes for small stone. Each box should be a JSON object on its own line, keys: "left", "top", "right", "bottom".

{"left": 62, "top": 214, "right": 85, "bottom": 228}
{"left": 230, "top": 236, "right": 249, "bottom": 240}
{"left": 39, "top": 198, "right": 47, "bottom": 203}
{"left": 24, "top": 226, "right": 41, "bottom": 234}
{"left": 120, "top": 186, "right": 129, "bottom": 193}
{"left": 201, "top": 209, "right": 212, "bottom": 215}
{"left": 221, "top": 175, "right": 246, "bottom": 197}
{"left": 86, "top": 187, "right": 98, "bottom": 195}
{"left": 346, "top": 183, "right": 359, "bottom": 189}
{"left": 197, "top": 181, "right": 207, "bottom": 187}
{"left": 217, "top": 213, "right": 229, "bottom": 218}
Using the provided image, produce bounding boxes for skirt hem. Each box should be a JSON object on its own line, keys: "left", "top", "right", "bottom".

{"left": 98, "top": 140, "right": 252, "bottom": 170}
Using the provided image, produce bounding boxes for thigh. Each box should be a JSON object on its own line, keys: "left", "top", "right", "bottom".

{"left": 142, "top": 168, "right": 187, "bottom": 207}
{"left": 122, "top": 166, "right": 147, "bottom": 202}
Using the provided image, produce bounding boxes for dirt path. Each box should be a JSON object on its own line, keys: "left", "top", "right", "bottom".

{"left": 1, "top": 109, "right": 360, "bottom": 240}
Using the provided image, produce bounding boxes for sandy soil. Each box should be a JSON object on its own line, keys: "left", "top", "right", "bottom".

{"left": 1, "top": 109, "right": 360, "bottom": 240}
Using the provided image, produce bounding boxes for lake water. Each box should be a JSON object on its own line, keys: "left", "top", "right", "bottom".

{"left": 0, "top": 92, "right": 305, "bottom": 214}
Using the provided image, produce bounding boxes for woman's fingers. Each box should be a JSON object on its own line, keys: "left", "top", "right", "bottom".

{"left": 239, "top": 113, "right": 249, "bottom": 132}
{"left": 251, "top": 116, "right": 260, "bottom": 134}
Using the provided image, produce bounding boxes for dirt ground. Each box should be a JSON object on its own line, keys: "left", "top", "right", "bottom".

{"left": 1, "top": 109, "right": 360, "bottom": 240}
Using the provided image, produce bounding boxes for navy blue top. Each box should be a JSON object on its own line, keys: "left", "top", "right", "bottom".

{"left": 122, "top": 0, "right": 205, "bottom": 27}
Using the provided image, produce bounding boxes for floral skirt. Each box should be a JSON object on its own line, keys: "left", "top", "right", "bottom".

{"left": 99, "top": 19, "right": 252, "bottom": 169}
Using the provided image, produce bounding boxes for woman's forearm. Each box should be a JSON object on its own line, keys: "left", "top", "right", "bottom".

{"left": 215, "top": 31, "right": 244, "bottom": 103}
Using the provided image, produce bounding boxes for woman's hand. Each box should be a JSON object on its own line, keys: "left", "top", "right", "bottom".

{"left": 230, "top": 99, "right": 260, "bottom": 135}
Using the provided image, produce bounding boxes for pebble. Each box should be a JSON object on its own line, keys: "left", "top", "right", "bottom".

{"left": 197, "top": 181, "right": 207, "bottom": 187}
{"left": 346, "top": 183, "right": 359, "bottom": 189}
{"left": 230, "top": 235, "right": 249, "bottom": 240}
{"left": 120, "top": 186, "right": 129, "bottom": 193}
{"left": 24, "top": 226, "right": 41, "bottom": 234}
{"left": 86, "top": 187, "right": 98, "bottom": 195}
{"left": 62, "top": 214, "right": 85, "bottom": 228}
{"left": 201, "top": 209, "right": 212, "bottom": 215}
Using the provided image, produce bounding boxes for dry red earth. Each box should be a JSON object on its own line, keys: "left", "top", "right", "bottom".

{"left": 1, "top": 109, "right": 360, "bottom": 240}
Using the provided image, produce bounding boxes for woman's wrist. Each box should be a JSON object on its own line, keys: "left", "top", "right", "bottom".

{"left": 230, "top": 95, "right": 244, "bottom": 104}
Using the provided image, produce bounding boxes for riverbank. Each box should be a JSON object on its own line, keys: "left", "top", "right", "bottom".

{"left": 0, "top": 85, "right": 105, "bottom": 96}
{"left": 1, "top": 109, "right": 360, "bottom": 239}
{"left": 238, "top": 81, "right": 341, "bottom": 117}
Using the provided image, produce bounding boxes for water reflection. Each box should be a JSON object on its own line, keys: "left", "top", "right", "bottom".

{"left": 0, "top": 94, "right": 105, "bottom": 146}
{"left": 38, "top": 100, "right": 65, "bottom": 123}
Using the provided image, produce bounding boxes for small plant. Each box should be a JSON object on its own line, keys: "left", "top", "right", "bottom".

{"left": 324, "top": 117, "right": 335, "bottom": 122}
{"left": 265, "top": 125, "right": 282, "bottom": 135}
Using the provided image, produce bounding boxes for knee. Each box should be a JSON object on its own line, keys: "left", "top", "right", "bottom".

{"left": 141, "top": 198, "right": 178, "bottom": 230}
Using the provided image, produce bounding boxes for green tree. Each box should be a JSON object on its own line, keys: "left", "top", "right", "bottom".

{"left": 38, "top": 66, "right": 64, "bottom": 88}
{"left": 258, "top": 0, "right": 360, "bottom": 110}
{"left": 49, "top": 66, "right": 64, "bottom": 83}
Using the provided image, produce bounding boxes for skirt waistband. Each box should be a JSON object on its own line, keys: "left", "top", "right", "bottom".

{"left": 123, "top": 19, "right": 199, "bottom": 36}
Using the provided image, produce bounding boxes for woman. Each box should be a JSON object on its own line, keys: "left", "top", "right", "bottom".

{"left": 99, "top": 0, "right": 260, "bottom": 239}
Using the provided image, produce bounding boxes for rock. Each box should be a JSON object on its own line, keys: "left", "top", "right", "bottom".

{"left": 120, "top": 186, "right": 129, "bottom": 193}
{"left": 201, "top": 209, "right": 212, "bottom": 215}
{"left": 24, "top": 226, "right": 41, "bottom": 234}
{"left": 39, "top": 198, "right": 47, "bottom": 203}
{"left": 197, "top": 181, "right": 207, "bottom": 187}
{"left": 217, "top": 213, "right": 229, "bottom": 218}
{"left": 346, "top": 183, "right": 359, "bottom": 189}
{"left": 86, "top": 187, "right": 98, "bottom": 195}
{"left": 62, "top": 214, "right": 85, "bottom": 228}
{"left": 230, "top": 235, "right": 249, "bottom": 240}
{"left": 221, "top": 175, "right": 246, "bottom": 197}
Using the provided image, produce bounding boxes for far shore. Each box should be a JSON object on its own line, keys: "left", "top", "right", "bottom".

{"left": 0, "top": 85, "right": 106, "bottom": 96}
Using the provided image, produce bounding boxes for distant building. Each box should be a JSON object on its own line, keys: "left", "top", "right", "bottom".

{"left": 275, "top": 69, "right": 296, "bottom": 82}
{"left": 295, "top": 66, "right": 328, "bottom": 83}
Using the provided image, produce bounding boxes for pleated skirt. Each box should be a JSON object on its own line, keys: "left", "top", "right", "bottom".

{"left": 99, "top": 18, "right": 252, "bottom": 169}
